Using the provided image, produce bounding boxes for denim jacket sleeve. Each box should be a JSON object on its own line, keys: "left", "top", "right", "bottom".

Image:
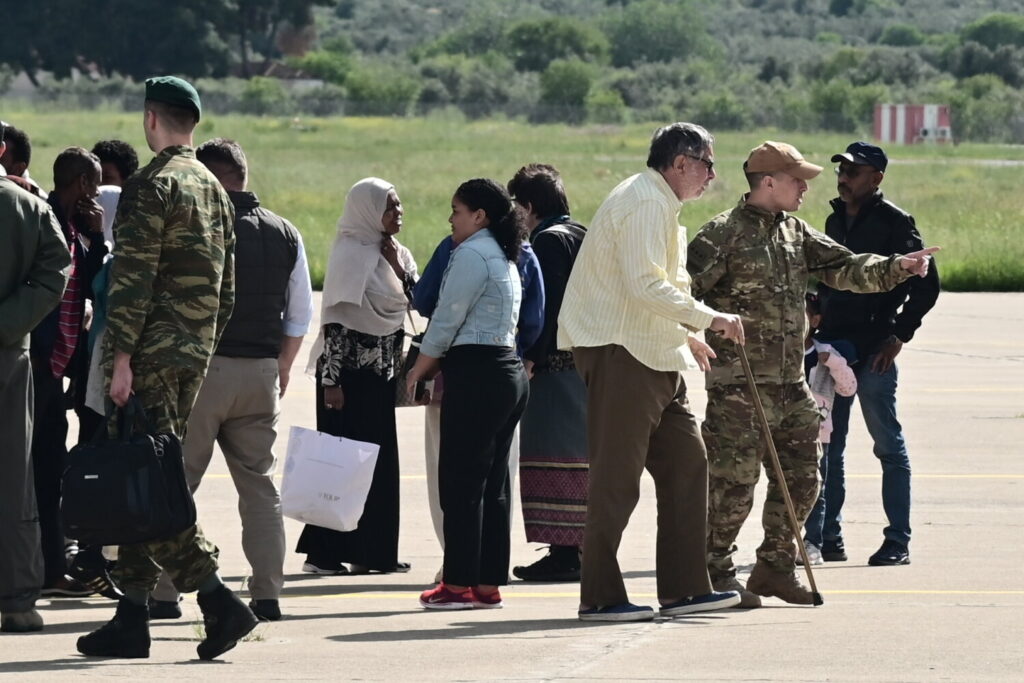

{"left": 411, "top": 236, "right": 454, "bottom": 318}
{"left": 419, "top": 243, "right": 489, "bottom": 358}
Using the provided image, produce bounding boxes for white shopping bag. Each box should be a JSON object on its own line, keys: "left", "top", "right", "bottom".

{"left": 280, "top": 426, "right": 380, "bottom": 532}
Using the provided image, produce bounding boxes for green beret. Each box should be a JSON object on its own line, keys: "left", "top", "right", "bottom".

{"left": 145, "top": 76, "right": 202, "bottom": 121}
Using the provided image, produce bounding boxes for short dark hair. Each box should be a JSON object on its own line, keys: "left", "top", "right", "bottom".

{"left": 53, "top": 147, "right": 100, "bottom": 189}
{"left": 646, "top": 122, "right": 713, "bottom": 171}
{"left": 91, "top": 139, "right": 139, "bottom": 181}
{"left": 507, "top": 164, "right": 570, "bottom": 219}
{"left": 744, "top": 167, "right": 770, "bottom": 190}
{"left": 196, "top": 137, "right": 247, "bottom": 184}
{"left": 1, "top": 123, "right": 32, "bottom": 167}
{"left": 144, "top": 99, "right": 198, "bottom": 133}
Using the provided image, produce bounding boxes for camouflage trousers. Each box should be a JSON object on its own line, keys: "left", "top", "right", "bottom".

{"left": 108, "top": 362, "right": 220, "bottom": 593}
{"left": 703, "top": 382, "right": 820, "bottom": 576}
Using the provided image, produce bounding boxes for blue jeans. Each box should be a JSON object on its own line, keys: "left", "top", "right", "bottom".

{"left": 804, "top": 355, "right": 911, "bottom": 548}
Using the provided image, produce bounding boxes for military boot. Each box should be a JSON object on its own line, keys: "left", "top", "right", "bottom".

{"left": 711, "top": 575, "right": 762, "bottom": 608}
{"left": 196, "top": 586, "right": 258, "bottom": 660}
{"left": 746, "top": 561, "right": 814, "bottom": 605}
{"left": 76, "top": 599, "right": 150, "bottom": 658}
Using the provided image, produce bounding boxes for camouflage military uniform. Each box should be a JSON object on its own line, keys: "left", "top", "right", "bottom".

{"left": 687, "top": 198, "right": 910, "bottom": 577}
{"left": 103, "top": 145, "right": 234, "bottom": 593}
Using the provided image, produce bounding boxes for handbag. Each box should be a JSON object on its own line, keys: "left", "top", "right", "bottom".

{"left": 395, "top": 309, "right": 427, "bottom": 407}
{"left": 60, "top": 396, "right": 197, "bottom": 546}
{"left": 280, "top": 426, "right": 380, "bottom": 532}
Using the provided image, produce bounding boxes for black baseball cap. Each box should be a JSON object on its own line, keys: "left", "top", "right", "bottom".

{"left": 831, "top": 141, "right": 888, "bottom": 172}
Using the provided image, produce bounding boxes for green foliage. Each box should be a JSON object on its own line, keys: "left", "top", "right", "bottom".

{"left": 879, "top": 24, "right": 925, "bottom": 47}
{"left": 601, "top": 0, "right": 713, "bottom": 67}
{"left": 503, "top": 17, "right": 609, "bottom": 72}
{"left": 540, "top": 59, "right": 594, "bottom": 106}
{"left": 240, "top": 77, "right": 293, "bottom": 115}
{"left": 809, "top": 78, "right": 887, "bottom": 132}
{"left": 288, "top": 50, "right": 352, "bottom": 84}
{"left": 961, "top": 12, "right": 1024, "bottom": 51}
{"left": 343, "top": 61, "right": 421, "bottom": 116}
{"left": 585, "top": 88, "right": 627, "bottom": 124}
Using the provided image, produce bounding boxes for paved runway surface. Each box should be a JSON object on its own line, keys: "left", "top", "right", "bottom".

{"left": 1, "top": 292, "right": 1021, "bottom": 681}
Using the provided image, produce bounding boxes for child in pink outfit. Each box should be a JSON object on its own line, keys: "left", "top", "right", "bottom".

{"left": 801, "top": 292, "right": 857, "bottom": 564}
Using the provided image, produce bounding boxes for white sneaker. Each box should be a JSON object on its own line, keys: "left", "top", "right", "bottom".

{"left": 798, "top": 540, "right": 824, "bottom": 566}
{"left": 302, "top": 561, "right": 348, "bottom": 575}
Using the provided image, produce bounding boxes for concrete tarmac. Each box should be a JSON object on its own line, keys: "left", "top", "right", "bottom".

{"left": 1, "top": 292, "right": 1021, "bottom": 681}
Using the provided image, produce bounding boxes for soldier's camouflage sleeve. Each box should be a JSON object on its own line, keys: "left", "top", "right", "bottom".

{"left": 803, "top": 225, "right": 911, "bottom": 294}
{"left": 687, "top": 217, "right": 731, "bottom": 301}
{"left": 105, "top": 178, "right": 166, "bottom": 356}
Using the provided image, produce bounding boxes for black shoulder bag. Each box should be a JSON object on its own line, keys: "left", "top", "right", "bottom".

{"left": 61, "top": 396, "right": 197, "bottom": 546}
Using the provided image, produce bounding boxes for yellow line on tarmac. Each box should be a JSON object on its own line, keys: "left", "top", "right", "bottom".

{"left": 846, "top": 474, "right": 1022, "bottom": 479}
{"left": 298, "top": 589, "right": 1024, "bottom": 600}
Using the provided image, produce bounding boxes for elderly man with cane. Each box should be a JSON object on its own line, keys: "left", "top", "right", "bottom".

{"left": 687, "top": 141, "right": 938, "bottom": 606}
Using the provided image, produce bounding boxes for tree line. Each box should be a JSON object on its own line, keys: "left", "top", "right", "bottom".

{"left": 5, "top": 0, "right": 1024, "bottom": 142}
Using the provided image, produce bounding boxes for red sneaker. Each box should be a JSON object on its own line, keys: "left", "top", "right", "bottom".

{"left": 419, "top": 583, "right": 474, "bottom": 610}
{"left": 471, "top": 588, "right": 503, "bottom": 609}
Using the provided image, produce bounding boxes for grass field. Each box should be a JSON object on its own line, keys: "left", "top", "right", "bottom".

{"left": 9, "top": 109, "right": 1024, "bottom": 291}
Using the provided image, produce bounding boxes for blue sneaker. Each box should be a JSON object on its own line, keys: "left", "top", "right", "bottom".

{"left": 659, "top": 591, "right": 741, "bottom": 618}
{"left": 578, "top": 603, "right": 655, "bottom": 622}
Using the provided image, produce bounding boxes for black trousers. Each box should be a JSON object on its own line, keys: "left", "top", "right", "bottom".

{"left": 439, "top": 345, "right": 529, "bottom": 587}
{"left": 297, "top": 367, "right": 401, "bottom": 570}
{"left": 29, "top": 360, "right": 69, "bottom": 585}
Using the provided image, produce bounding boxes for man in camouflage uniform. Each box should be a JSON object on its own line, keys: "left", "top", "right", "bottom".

{"left": 77, "top": 77, "right": 257, "bottom": 661}
{"left": 686, "top": 141, "right": 938, "bottom": 606}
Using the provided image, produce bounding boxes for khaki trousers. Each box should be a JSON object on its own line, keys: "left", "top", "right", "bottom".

{"left": 573, "top": 345, "right": 712, "bottom": 607}
{"left": 153, "top": 356, "right": 284, "bottom": 601}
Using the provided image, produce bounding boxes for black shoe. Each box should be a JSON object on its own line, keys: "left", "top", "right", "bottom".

{"left": 40, "top": 575, "right": 95, "bottom": 598}
{"left": 868, "top": 540, "right": 910, "bottom": 566}
{"left": 196, "top": 586, "right": 259, "bottom": 660}
{"left": 69, "top": 551, "right": 124, "bottom": 601}
{"left": 76, "top": 599, "right": 150, "bottom": 658}
{"left": 512, "top": 545, "right": 581, "bottom": 582}
{"left": 249, "top": 599, "right": 282, "bottom": 622}
{"left": 821, "top": 539, "right": 848, "bottom": 562}
{"left": 148, "top": 597, "right": 183, "bottom": 620}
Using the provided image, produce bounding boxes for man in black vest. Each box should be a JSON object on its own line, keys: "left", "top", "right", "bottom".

{"left": 808, "top": 142, "right": 939, "bottom": 567}
{"left": 149, "top": 138, "right": 313, "bottom": 622}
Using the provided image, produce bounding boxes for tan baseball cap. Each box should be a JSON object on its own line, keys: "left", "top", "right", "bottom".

{"left": 744, "top": 141, "right": 823, "bottom": 180}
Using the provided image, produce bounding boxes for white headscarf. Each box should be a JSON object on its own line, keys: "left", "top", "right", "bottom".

{"left": 308, "top": 177, "right": 410, "bottom": 371}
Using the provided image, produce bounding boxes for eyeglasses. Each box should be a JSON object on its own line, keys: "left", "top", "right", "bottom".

{"left": 834, "top": 165, "right": 864, "bottom": 179}
{"left": 684, "top": 153, "right": 714, "bottom": 173}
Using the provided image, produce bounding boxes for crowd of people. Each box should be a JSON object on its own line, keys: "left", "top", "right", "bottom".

{"left": 0, "top": 76, "right": 940, "bottom": 658}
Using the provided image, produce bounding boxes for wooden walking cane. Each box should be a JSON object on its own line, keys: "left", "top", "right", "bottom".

{"left": 736, "top": 342, "right": 824, "bottom": 606}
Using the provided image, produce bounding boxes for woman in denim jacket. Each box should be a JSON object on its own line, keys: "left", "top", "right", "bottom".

{"left": 407, "top": 178, "right": 530, "bottom": 610}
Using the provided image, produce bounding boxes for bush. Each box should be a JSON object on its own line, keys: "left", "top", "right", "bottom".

{"left": 344, "top": 62, "right": 420, "bottom": 116}
{"left": 879, "top": 24, "right": 925, "bottom": 47}
{"left": 601, "top": 0, "right": 714, "bottom": 68}
{"left": 295, "top": 84, "right": 347, "bottom": 116}
{"left": 809, "top": 78, "right": 887, "bottom": 132}
{"left": 585, "top": 88, "right": 627, "bottom": 124}
{"left": 503, "top": 17, "right": 609, "bottom": 72}
{"left": 537, "top": 58, "right": 594, "bottom": 123}
{"left": 961, "top": 12, "right": 1024, "bottom": 51}
{"left": 240, "top": 77, "right": 293, "bottom": 116}
{"left": 289, "top": 50, "right": 352, "bottom": 85}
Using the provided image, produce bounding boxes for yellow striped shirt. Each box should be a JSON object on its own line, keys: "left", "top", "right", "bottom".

{"left": 557, "top": 169, "right": 716, "bottom": 371}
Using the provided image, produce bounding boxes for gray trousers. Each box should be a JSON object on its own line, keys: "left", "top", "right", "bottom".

{"left": 0, "top": 348, "right": 43, "bottom": 613}
{"left": 153, "top": 356, "right": 285, "bottom": 601}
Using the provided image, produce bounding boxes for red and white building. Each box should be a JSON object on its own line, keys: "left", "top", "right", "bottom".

{"left": 874, "top": 104, "right": 952, "bottom": 144}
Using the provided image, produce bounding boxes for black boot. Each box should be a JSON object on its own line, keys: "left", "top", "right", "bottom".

{"left": 196, "top": 586, "right": 258, "bottom": 660}
{"left": 76, "top": 599, "right": 150, "bottom": 658}
{"left": 512, "top": 545, "right": 581, "bottom": 582}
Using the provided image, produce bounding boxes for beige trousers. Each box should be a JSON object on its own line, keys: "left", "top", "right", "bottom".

{"left": 152, "top": 355, "right": 285, "bottom": 601}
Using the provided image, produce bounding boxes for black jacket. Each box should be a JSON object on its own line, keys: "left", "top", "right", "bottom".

{"left": 818, "top": 191, "right": 939, "bottom": 357}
